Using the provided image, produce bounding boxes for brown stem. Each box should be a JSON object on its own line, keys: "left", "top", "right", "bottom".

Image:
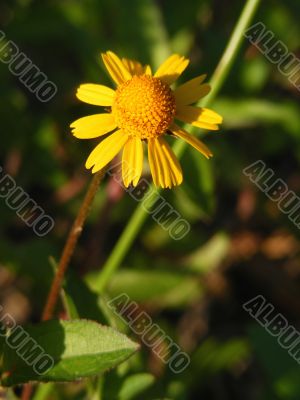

{"left": 21, "top": 384, "right": 33, "bottom": 400}
{"left": 20, "top": 170, "right": 105, "bottom": 400}
{"left": 42, "top": 170, "right": 105, "bottom": 321}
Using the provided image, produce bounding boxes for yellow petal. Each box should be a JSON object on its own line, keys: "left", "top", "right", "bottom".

{"left": 101, "top": 51, "right": 132, "bottom": 85}
{"left": 144, "top": 65, "right": 152, "bottom": 76}
{"left": 76, "top": 84, "right": 115, "bottom": 106}
{"left": 171, "top": 124, "right": 213, "bottom": 159}
{"left": 70, "top": 113, "right": 117, "bottom": 139}
{"left": 176, "top": 105, "right": 223, "bottom": 130}
{"left": 148, "top": 139, "right": 164, "bottom": 188}
{"left": 154, "top": 54, "right": 189, "bottom": 85}
{"left": 86, "top": 129, "right": 128, "bottom": 173}
{"left": 122, "top": 58, "right": 152, "bottom": 77}
{"left": 122, "top": 58, "right": 144, "bottom": 75}
{"left": 148, "top": 137, "right": 182, "bottom": 188}
{"left": 158, "top": 137, "right": 183, "bottom": 187}
{"left": 174, "top": 75, "right": 211, "bottom": 105}
{"left": 122, "top": 137, "right": 144, "bottom": 187}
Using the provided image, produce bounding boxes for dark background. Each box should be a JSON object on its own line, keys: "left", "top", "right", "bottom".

{"left": 1, "top": 0, "right": 300, "bottom": 398}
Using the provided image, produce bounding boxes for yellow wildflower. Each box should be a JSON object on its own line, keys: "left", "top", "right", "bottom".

{"left": 71, "top": 51, "right": 222, "bottom": 188}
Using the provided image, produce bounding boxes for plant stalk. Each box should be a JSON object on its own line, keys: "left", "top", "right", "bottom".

{"left": 94, "top": 0, "right": 261, "bottom": 293}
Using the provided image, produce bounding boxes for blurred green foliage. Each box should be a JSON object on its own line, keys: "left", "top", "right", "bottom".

{"left": 0, "top": 0, "right": 300, "bottom": 398}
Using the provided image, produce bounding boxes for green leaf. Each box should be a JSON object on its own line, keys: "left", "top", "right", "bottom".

{"left": 0, "top": 320, "right": 139, "bottom": 386}
{"left": 213, "top": 98, "right": 300, "bottom": 137}
{"left": 190, "top": 337, "right": 250, "bottom": 381}
{"left": 32, "top": 383, "right": 55, "bottom": 400}
{"left": 101, "top": 269, "right": 201, "bottom": 308}
{"left": 182, "top": 232, "right": 230, "bottom": 273}
{"left": 118, "top": 373, "right": 155, "bottom": 400}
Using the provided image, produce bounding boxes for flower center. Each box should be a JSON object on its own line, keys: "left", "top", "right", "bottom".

{"left": 112, "top": 75, "right": 176, "bottom": 139}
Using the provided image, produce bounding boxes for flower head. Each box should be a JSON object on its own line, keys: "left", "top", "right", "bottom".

{"left": 71, "top": 51, "right": 222, "bottom": 188}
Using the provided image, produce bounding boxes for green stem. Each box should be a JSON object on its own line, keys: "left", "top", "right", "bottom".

{"left": 95, "top": 201, "right": 150, "bottom": 290}
{"left": 94, "top": 0, "right": 261, "bottom": 293}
